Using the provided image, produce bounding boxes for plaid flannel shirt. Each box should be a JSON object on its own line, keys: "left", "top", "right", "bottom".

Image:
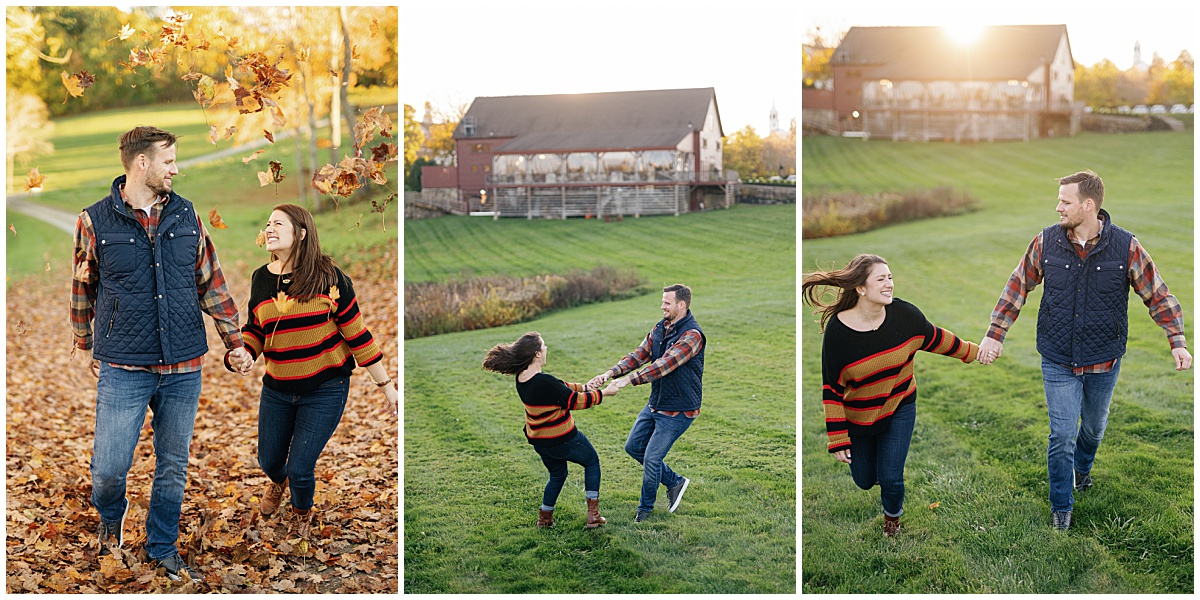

{"left": 987, "top": 218, "right": 1186, "bottom": 375}
{"left": 71, "top": 187, "right": 243, "bottom": 373}
{"left": 608, "top": 320, "right": 704, "bottom": 417}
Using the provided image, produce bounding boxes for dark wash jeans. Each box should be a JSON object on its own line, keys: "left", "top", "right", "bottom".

{"left": 848, "top": 400, "right": 917, "bottom": 518}
{"left": 533, "top": 430, "right": 601, "bottom": 508}
{"left": 258, "top": 376, "right": 349, "bottom": 511}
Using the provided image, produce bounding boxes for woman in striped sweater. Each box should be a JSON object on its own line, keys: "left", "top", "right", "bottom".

{"left": 226, "top": 204, "right": 397, "bottom": 537}
{"left": 484, "top": 332, "right": 625, "bottom": 529}
{"left": 803, "top": 254, "right": 980, "bottom": 538}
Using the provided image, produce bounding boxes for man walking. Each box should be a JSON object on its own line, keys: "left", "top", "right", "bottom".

{"left": 589, "top": 284, "right": 705, "bottom": 522}
{"left": 71, "top": 126, "right": 253, "bottom": 579}
{"left": 978, "top": 170, "right": 1191, "bottom": 530}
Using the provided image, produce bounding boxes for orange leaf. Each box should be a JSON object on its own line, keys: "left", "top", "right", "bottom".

{"left": 255, "top": 230, "right": 267, "bottom": 248}
{"left": 274, "top": 292, "right": 295, "bottom": 314}
{"left": 929, "top": 502, "right": 941, "bottom": 509}
{"left": 242, "top": 149, "right": 265, "bottom": 164}
{"left": 264, "top": 130, "right": 275, "bottom": 144}
{"left": 208, "top": 208, "right": 227, "bottom": 230}
{"left": 369, "top": 18, "right": 379, "bottom": 38}
{"left": 8, "top": 224, "right": 17, "bottom": 237}
{"left": 25, "top": 167, "right": 45, "bottom": 191}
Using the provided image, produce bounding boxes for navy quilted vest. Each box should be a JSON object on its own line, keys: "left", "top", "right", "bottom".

{"left": 1035, "top": 209, "right": 1133, "bottom": 368}
{"left": 647, "top": 310, "right": 705, "bottom": 411}
{"left": 85, "top": 175, "right": 208, "bottom": 366}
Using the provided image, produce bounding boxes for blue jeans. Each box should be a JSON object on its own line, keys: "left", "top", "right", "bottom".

{"left": 848, "top": 401, "right": 916, "bottom": 518}
{"left": 258, "top": 377, "right": 349, "bottom": 511}
{"left": 90, "top": 363, "right": 202, "bottom": 561}
{"left": 532, "top": 430, "right": 601, "bottom": 508}
{"left": 1042, "top": 358, "right": 1121, "bottom": 513}
{"left": 625, "top": 404, "right": 694, "bottom": 513}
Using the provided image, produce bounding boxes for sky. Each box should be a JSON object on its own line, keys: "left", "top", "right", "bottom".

{"left": 805, "top": 1, "right": 1196, "bottom": 71}
{"left": 402, "top": 1, "right": 799, "bottom": 135}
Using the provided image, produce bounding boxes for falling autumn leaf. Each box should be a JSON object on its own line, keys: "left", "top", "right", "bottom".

{"left": 224, "top": 125, "right": 238, "bottom": 140}
{"left": 242, "top": 149, "right": 266, "bottom": 164}
{"left": 255, "top": 230, "right": 267, "bottom": 248}
{"left": 264, "top": 130, "right": 275, "bottom": 143}
{"left": 347, "top": 215, "right": 362, "bottom": 232}
{"left": 208, "top": 125, "right": 219, "bottom": 145}
{"left": 25, "top": 168, "right": 45, "bottom": 191}
{"left": 257, "top": 171, "right": 273, "bottom": 187}
{"left": 351, "top": 44, "right": 360, "bottom": 60}
{"left": 208, "top": 208, "right": 227, "bottom": 230}
{"left": 274, "top": 291, "right": 295, "bottom": 314}
{"left": 117, "top": 23, "right": 137, "bottom": 40}
{"left": 296, "top": 47, "right": 310, "bottom": 62}
{"left": 268, "top": 160, "right": 285, "bottom": 183}
{"left": 8, "top": 224, "right": 16, "bottom": 237}
{"left": 61, "top": 71, "right": 94, "bottom": 100}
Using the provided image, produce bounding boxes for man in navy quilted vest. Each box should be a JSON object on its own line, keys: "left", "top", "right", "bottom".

{"left": 71, "top": 126, "right": 254, "bottom": 580}
{"left": 588, "top": 284, "right": 706, "bottom": 523}
{"left": 977, "top": 170, "right": 1191, "bottom": 531}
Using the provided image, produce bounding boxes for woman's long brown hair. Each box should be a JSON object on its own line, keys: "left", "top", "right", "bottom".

{"left": 482, "top": 332, "right": 542, "bottom": 375}
{"left": 801, "top": 254, "right": 888, "bottom": 332}
{"left": 272, "top": 203, "right": 338, "bottom": 300}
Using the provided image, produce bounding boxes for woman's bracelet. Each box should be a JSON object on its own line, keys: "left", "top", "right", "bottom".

{"left": 374, "top": 378, "right": 393, "bottom": 388}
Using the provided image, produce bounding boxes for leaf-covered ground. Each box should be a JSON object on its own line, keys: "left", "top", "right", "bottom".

{"left": 5, "top": 255, "right": 398, "bottom": 593}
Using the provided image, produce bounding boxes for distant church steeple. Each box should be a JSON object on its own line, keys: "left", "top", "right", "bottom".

{"left": 769, "top": 102, "right": 779, "bottom": 134}
{"left": 1132, "top": 41, "right": 1149, "bottom": 71}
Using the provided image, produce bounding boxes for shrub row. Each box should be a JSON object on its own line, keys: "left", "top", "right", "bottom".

{"left": 802, "top": 186, "right": 980, "bottom": 239}
{"left": 404, "top": 266, "right": 645, "bottom": 339}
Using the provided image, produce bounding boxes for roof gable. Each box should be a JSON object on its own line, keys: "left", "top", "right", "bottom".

{"left": 457, "top": 88, "right": 720, "bottom": 152}
{"left": 834, "top": 25, "right": 1072, "bottom": 81}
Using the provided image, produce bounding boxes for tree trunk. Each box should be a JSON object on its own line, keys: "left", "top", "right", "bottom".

{"left": 338, "top": 7, "right": 357, "bottom": 155}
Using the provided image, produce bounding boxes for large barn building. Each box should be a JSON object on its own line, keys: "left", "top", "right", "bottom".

{"left": 830, "top": 25, "right": 1078, "bottom": 141}
{"left": 421, "top": 87, "right": 731, "bottom": 218}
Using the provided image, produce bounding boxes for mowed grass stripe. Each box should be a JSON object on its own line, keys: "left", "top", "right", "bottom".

{"left": 802, "top": 131, "right": 1193, "bottom": 593}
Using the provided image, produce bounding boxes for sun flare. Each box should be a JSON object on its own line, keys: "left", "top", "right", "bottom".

{"left": 945, "top": 23, "right": 985, "bottom": 44}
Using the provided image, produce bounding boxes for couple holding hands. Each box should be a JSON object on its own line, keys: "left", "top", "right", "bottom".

{"left": 74, "top": 126, "right": 396, "bottom": 579}
{"left": 484, "top": 284, "right": 705, "bottom": 528}
{"left": 804, "top": 170, "right": 1191, "bottom": 537}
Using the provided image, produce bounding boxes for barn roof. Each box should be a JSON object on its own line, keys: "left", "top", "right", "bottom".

{"left": 455, "top": 88, "right": 721, "bottom": 153}
{"left": 833, "top": 25, "right": 1072, "bottom": 81}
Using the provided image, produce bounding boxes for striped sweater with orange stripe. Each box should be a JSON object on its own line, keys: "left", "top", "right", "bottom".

{"left": 515, "top": 372, "right": 604, "bottom": 446}
{"left": 821, "top": 298, "right": 979, "bottom": 452}
{"left": 241, "top": 264, "right": 383, "bottom": 393}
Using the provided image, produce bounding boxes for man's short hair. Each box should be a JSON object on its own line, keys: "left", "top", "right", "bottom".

{"left": 119, "top": 126, "right": 178, "bottom": 172}
{"left": 1058, "top": 170, "right": 1104, "bottom": 209}
{"left": 664, "top": 283, "right": 692, "bottom": 307}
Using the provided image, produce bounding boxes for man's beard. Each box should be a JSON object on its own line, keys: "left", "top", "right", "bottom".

{"left": 148, "top": 178, "right": 171, "bottom": 197}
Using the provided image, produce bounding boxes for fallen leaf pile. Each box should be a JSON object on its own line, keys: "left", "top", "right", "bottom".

{"left": 5, "top": 250, "right": 398, "bottom": 593}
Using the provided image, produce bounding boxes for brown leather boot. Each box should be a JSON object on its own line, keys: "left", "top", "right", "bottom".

{"left": 289, "top": 505, "right": 314, "bottom": 538}
{"left": 883, "top": 514, "right": 900, "bottom": 538}
{"left": 260, "top": 477, "right": 288, "bottom": 515}
{"left": 585, "top": 498, "right": 606, "bottom": 529}
{"left": 537, "top": 508, "right": 554, "bottom": 528}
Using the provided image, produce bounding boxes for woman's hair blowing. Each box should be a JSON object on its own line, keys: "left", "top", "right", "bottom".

{"left": 482, "top": 332, "right": 542, "bottom": 375}
{"left": 801, "top": 254, "right": 889, "bottom": 332}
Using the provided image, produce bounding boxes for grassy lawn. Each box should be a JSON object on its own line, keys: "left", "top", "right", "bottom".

{"left": 403, "top": 204, "right": 796, "bottom": 593}
{"left": 801, "top": 131, "right": 1193, "bottom": 592}
{"left": 5, "top": 103, "right": 399, "bottom": 285}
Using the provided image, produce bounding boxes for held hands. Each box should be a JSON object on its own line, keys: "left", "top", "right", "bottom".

{"left": 600, "top": 376, "right": 631, "bottom": 396}
{"left": 227, "top": 347, "right": 254, "bottom": 375}
{"left": 833, "top": 449, "right": 852, "bottom": 464}
{"left": 586, "top": 371, "right": 612, "bottom": 391}
{"left": 978, "top": 337, "right": 1003, "bottom": 365}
